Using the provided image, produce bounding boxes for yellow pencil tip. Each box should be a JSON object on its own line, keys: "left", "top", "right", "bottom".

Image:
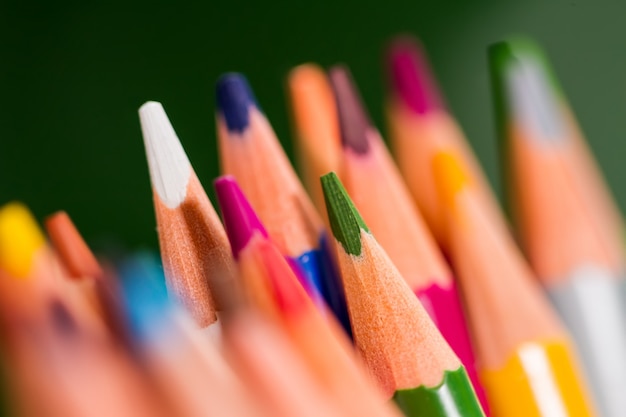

{"left": 0, "top": 202, "right": 46, "bottom": 279}
{"left": 432, "top": 151, "right": 470, "bottom": 210}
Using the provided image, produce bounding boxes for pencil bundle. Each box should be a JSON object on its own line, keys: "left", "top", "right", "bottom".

{"left": 0, "top": 30, "right": 622, "bottom": 417}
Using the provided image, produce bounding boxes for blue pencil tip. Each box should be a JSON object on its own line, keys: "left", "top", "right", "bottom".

{"left": 216, "top": 73, "right": 257, "bottom": 134}
{"left": 118, "top": 252, "right": 171, "bottom": 339}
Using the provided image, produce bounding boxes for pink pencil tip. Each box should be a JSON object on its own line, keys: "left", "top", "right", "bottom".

{"left": 388, "top": 37, "right": 444, "bottom": 115}
{"left": 214, "top": 175, "right": 268, "bottom": 258}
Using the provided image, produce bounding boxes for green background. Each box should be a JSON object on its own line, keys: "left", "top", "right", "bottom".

{"left": 2, "top": 0, "right": 626, "bottom": 251}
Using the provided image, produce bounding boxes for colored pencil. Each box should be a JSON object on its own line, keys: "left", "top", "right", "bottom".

{"left": 214, "top": 175, "right": 323, "bottom": 306}
{"left": 119, "top": 253, "right": 264, "bottom": 417}
{"left": 385, "top": 36, "right": 503, "bottom": 247}
{"left": 139, "top": 101, "right": 235, "bottom": 328}
{"left": 214, "top": 177, "right": 288, "bottom": 319}
{"left": 489, "top": 37, "right": 626, "bottom": 417}
{"left": 45, "top": 211, "right": 104, "bottom": 320}
{"left": 45, "top": 212, "right": 135, "bottom": 344}
{"left": 287, "top": 64, "right": 341, "bottom": 220}
{"left": 329, "top": 65, "right": 488, "bottom": 413}
{"left": 214, "top": 175, "right": 404, "bottom": 417}
{"left": 433, "top": 151, "right": 596, "bottom": 416}
{"left": 215, "top": 73, "right": 351, "bottom": 336}
{"left": 0, "top": 202, "right": 64, "bottom": 337}
{"left": 45, "top": 211, "right": 103, "bottom": 280}
{"left": 321, "top": 172, "right": 484, "bottom": 417}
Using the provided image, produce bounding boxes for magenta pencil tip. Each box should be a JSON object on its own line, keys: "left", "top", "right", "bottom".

{"left": 387, "top": 37, "right": 443, "bottom": 115}
{"left": 214, "top": 175, "right": 268, "bottom": 258}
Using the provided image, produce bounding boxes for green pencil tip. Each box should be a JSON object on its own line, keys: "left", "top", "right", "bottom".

{"left": 488, "top": 36, "right": 561, "bottom": 96}
{"left": 321, "top": 172, "right": 370, "bottom": 256}
{"left": 489, "top": 36, "right": 564, "bottom": 140}
{"left": 489, "top": 36, "right": 566, "bottom": 220}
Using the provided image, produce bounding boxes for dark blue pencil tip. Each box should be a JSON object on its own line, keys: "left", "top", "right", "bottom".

{"left": 216, "top": 73, "right": 257, "bottom": 134}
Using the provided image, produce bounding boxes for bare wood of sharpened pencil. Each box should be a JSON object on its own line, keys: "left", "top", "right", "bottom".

{"left": 385, "top": 37, "right": 503, "bottom": 248}
{"left": 216, "top": 76, "right": 324, "bottom": 259}
{"left": 321, "top": 174, "right": 460, "bottom": 398}
{"left": 287, "top": 64, "right": 342, "bottom": 221}
{"left": 329, "top": 65, "right": 450, "bottom": 291}
{"left": 139, "top": 101, "right": 235, "bottom": 327}
{"left": 433, "top": 152, "right": 595, "bottom": 416}
{"left": 434, "top": 153, "right": 563, "bottom": 367}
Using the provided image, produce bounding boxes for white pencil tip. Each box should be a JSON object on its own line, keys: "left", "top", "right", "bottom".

{"left": 139, "top": 101, "right": 192, "bottom": 208}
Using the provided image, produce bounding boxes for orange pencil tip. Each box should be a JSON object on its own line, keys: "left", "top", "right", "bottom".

{"left": 432, "top": 151, "right": 470, "bottom": 210}
{"left": 288, "top": 63, "right": 327, "bottom": 87}
{"left": 45, "top": 211, "right": 103, "bottom": 280}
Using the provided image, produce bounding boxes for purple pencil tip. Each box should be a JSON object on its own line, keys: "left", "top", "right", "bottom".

{"left": 387, "top": 37, "right": 444, "bottom": 115}
{"left": 328, "top": 65, "right": 372, "bottom": 154}
{"left": 214, "top": 175, "right": 268, "bottom": 258}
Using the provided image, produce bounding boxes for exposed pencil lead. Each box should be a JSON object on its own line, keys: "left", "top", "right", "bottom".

{"left": 216, "top": 73, "right": 257, "bottom": 134}
{"left": 388, "top": 37, "right": 443, "bottom": 114}
{"left": 45, "top": 211, "right": 103, "bottom": 279}
{"left": 489, "top": 39, "right": 564, "bottom": 141}
{"left": 329, "top": 66, "right": 371, "bottom": 154}
{"left": 321, "top": 172, "right": 369, "bottom": 256}
{"left": 0, "top": 202, "right": 46, "bottom": 279}
{"left": 119, "top": 252, "right": 171, "bottom": 338}
{"left": 139, "top": 101, "right": 191, "bottom": 208}
{"left": 432, "top": 152, "right": 471, "bottom": 211}
{"left": 214, "top": 175, "right": 268, "bottom": 259}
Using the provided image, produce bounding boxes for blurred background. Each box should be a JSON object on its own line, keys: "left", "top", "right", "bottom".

{"left": 1, "top": 0, "right": 625, "bottom": 251}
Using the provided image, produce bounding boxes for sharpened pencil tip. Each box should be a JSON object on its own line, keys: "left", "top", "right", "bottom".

{"left": 489, "top": 38, "right": 564, "bottom": 140}
{"left": 432, "top": 152, "right": 470, "bottom": 211}
{"left": 259, "top": 241, "right": 310, "bottom": 315}
{"left": 288, "top": 63, "right": 326, "bottom": 88}
{"left": 119, "top": 252, "right": 171, "bottom": 338}
{"left": 139, "top": 101, "right": 161, "bottom": 114}
{"left": 328, "top": 66, "right": 371, "bottom": 154}
{"left": 488, "top": 37, "right": 544, "bottom": 71}
{"left": 0, "top": 202, "right": 46, "bottom": 279}
{"left": 45, "top": 211, "right": 103, "bottom": 279}
{"left": 214, "top": 175, "right": 268, "bottom": 259}
{"left": 387, "top": 36, "right": 443, "bottom": 115}
{"left": 216, "top": 73, "right": 257, "bottom": 134}
{"left": 321, "top": 172, "right": 369, "bottom": 256}
{"left": 139, "top": 101, "right": 192, "bottom": 209}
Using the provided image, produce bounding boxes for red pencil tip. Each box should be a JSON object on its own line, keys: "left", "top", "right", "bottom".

{"left": 259, "top": 240, "right": 310, "bottom": 315}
